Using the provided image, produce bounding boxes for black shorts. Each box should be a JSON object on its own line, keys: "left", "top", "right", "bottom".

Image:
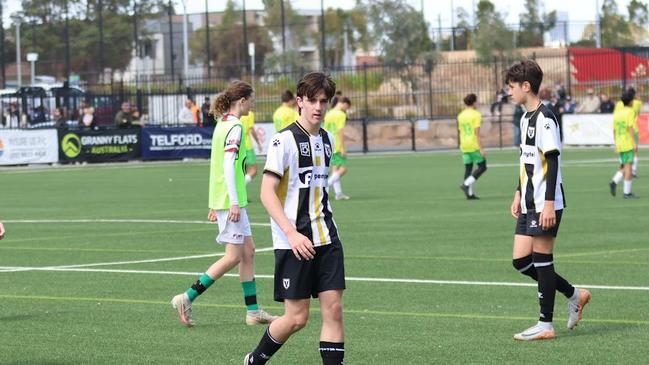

{"left": 515, "top": 209, "right": 563, "bottom": 237}
{"left": 274, "top": 241, "right": 346, "bottom": 302}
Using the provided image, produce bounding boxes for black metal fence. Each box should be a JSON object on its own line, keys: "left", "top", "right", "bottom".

{"left": 2, "top": 47, "right": 648, "bottom": 131}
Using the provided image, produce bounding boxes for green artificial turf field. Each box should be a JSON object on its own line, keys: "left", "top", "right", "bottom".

{"left": 1, "top": 147, "right": 647, "bottom": 364}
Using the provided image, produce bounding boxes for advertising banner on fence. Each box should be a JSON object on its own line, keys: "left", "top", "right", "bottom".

{"left": 0, "top": 129, "right": 59, "bottom": 165}
{"left": 563, "top": 114, "right": 614, "bottom": 145}
{"left": 59, "top": 128, "right": 141, "bottom": 163}
{"left": 637, "top": 114, "right": 649, "bottom": 145}
{"left": 141, "top": 126, "right": 214, "bottom": 160}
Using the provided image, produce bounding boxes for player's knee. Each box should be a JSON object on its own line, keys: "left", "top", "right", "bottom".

{"left": 323, "top": 301, "right": 343, "bottom": 323}
{"left": 287, "top": 312, "right": 310, "bottom": 331}
{"left": 512, "top": 256, "right": 532, "bottom": 273}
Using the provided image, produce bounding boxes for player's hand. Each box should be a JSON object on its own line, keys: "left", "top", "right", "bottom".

{"left": 207, "top": 209, "right": 218, "bottom": 222}
{"left": 634, "top": 145, "right": 638, "bottom": 154}
{"left": 287, "top": 230, "right": 315, "bottom": 261}
{"left": 539, "top": 202, "right": 556, "bottom": 230}
{"left": 0, "top": 222, "right": 5, "bottom": 240}
{"left": 511, "top": 191, "right": 521, "bottom": 219}
{"left": 341, "top": 149, "right": 347, "bottom": 158}
{"left": 228, "top": 205, "right": 241, "bottom": 222}
{"left": 480, "top": 147, "right": 487, "bottom": 158}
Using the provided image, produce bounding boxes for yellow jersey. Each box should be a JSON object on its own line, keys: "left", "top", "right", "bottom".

{"left": 240, "top": 112, "right": 255, "bottom": 150}
{"left": 324, "top": 108, "right": 347, "bottom": 154}
{"left": 273, "top": 105, "right": 298, "bottom": 132}
{"left": 613, "top": 106, "right": 636, "bottom": 152}
{"left": 457, "top": 108, "right": 482, "bottom": 153}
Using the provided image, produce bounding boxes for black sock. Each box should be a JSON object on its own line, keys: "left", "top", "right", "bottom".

{"left": 513, "top": 255, "right": 575, "bottom": 298}
{"left": 319, "top": 342, "right": 344, "bottom": 365}
{"left": 248, "top": 327, "right": 283, "bottom": 365}
{"left": 532, "top": 252, "right": 556, "bottom": 323}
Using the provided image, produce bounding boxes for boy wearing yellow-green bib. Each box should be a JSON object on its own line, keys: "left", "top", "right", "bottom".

{"left": 171, "top": 81, "right": 276, "bottom": 328}
{"left": 324, "top": 96, "right": 351, "bottom": 200}
{"left": 458, "top": 93, "right": 488, "bottom": 200}
{"left": 610, "top": 90, "right": 638, "bottom": 199}
{"left": 614, "top": 86, "right": 642, "bottom": 177}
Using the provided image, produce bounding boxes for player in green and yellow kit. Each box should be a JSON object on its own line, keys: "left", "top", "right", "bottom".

{"left": 324, "top": 96, "right": 351, "bottom": 200}
{"left": 240, "top": 111, "right": 263, "bottom": 185}
{"left": 610, "top": 90, "right": 638, "bottom": 198}
{"left": 614, "top": 87, "right": 641, "bottom": 177}
{"left": 458, "top": 93, "right": 488, "bottom": 199}
{"left": 273, "top": 89, "right": 299, "bottom": 132}
{"left": 171, "top": 81, "right": 276, "bottom": 327}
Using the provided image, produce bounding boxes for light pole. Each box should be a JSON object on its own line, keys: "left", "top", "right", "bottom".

{"left": 181, "top": 0, "right": 189, "bottom": 81}
{"left": 11, "top": 14, "right": 22, "bottom": 88}
{"left": 27, "top": 52, "right": 38, "bottom": 85}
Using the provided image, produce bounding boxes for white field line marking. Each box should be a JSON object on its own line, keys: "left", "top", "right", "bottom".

{"left": 4, "top": 218, "right": 270, "bottom": 227}
{"left": 0, "top": 265, "right": 647, "bottom": 291}
{"left": 0, "top": 247, "right": 275, "bottom": 273}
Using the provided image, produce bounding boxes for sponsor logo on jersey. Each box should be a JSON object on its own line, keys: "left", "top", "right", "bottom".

{"left": 314, "top": 141, "right": 322, "bottom": 152}
{"left": 324, "top": 144, "right": 332, "bottom": 158}
{"left": 299, "top": 142, "right": 310, "bottom": 156}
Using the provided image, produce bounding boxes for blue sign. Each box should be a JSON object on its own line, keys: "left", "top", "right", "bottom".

{"left": 141, "top": 126, "right": 214, "bottom": 160}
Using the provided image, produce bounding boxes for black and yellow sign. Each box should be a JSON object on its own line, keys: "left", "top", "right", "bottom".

{"left": 58, "top": 129, "right": 141, "bottom": 163}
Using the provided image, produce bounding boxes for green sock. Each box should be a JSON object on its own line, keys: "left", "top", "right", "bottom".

{"left": 186, "top": 273, "right": 215, "bottom": 302}
{"left": 241, "top": 280, "right": 259, "bottom": 311}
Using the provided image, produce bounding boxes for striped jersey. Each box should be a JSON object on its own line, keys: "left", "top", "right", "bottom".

{"left": 519, "top": 103, "right": 565, "bottom": 214}
{"left": 263, "top": 122, "right": 339, "bottom": 249}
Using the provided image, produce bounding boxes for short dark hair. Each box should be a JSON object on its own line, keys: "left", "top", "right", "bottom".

{"left": 621, "top": 90, "right": 635, "bottom": 106}
{"left": 503, "top": 60, "right": 543, "bottom": 95}
{"left": 463, "top": 93, "right": 477, "bottom": 106}
{"left": 626, "top": 86, "right": 636, "bottom": 98}
{"left": 296, "top": 72, "right": 336, "bottom": 100}
{"left": 339, "top": 96, "right": 351, "bottom": 106}
{"left": 281, "top": 89, "right": 294, "bottom": 103}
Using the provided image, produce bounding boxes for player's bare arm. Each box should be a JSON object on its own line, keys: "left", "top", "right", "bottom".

{"left": 260, "top": 174, "right": 315, "bottom": 260}
{"left": 511, "top": 190, "right": 521, "bottom": 219}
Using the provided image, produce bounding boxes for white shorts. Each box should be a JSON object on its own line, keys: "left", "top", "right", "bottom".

{"left": 215, "top": 208, "right": 252, "bottom": 245}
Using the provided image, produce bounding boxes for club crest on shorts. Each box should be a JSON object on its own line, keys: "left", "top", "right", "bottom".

{"left": 299, "top": 142, "right": 310, "bottom": 156}
{"left": 527, "top": 126, "right": 535, "bottom": 139}
{"left": 283, "top": 278, "right": 290, "bottom": 289}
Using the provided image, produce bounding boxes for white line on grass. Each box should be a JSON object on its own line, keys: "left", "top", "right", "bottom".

{"left": 0, "top": 247, "right": 275, "bottom": 273}
{"left": 1, "top": 265, "right": 647, "bottom": 291}
{"left": 4, "top": 218, "right": 271, "bottom": 227}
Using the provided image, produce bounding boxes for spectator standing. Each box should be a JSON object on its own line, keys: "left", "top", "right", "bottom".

{"left": 201, "top": 96, "right": 214, "bottom": 126}
{"left": 178, "top": 99, "right": 195, "bottom": 124}
{"left": 80, "top": 101, "right": 96, "bottom": 129}
{"left": 115, "top": 102, "right": 134, "bottom": 128}
{"left": 599, "top": 93, "right": 615, "bottom": 113}
{"left": 576, "top": 88, "right": 600, "bottom": 113}
{"left": 53, "top": 107, "right": 67, "bottom": 129}
{"left": 490, "top": 88, "right": 508, "bottom": 116}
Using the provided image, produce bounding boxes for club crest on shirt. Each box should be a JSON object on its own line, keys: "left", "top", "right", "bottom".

{"left": 527, "top": 126, "right": 535, "bottom": 139}
{"left": 283, "top": 278, "right": 290, "bottom": 289}
{"left": 299, "top": 142, "right": 311, "bottom": 156}
{"left": 324, "top": 144, "right": 332, "bottom": 158}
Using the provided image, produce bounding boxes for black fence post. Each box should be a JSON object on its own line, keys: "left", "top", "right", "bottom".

{"left": 410, "top": 119, "right": 416, "bottom": 151}
{"left": 363, "top": 63, "right": 369, "bottom": 120}
{"left": 136, "top": 88, "right": 143, "bottom": 117}
{"left": 427, "top": 69, "right": 433, "bottom": 118}
{"left": 362, "top": 118, "right": 368, "bottom": 153}
{"left": 498, "top": 113, "right": 503, "bottom": 148}
{"left": 621, "top": 51, "right": 627, "bottom": 90}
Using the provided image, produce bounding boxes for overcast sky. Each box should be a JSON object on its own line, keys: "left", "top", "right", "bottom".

{"left": 2, "top": 0, "right": 635, "bottom": 28}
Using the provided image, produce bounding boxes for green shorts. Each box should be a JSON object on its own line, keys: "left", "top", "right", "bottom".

{"left": 246, "top": 149, "right": 257, "bottom": 166}
{"left": 331, "top": 152, "right": 348, "bottom": 167}
{"left": 619, "top": 150, "right": 634, "bottom": 165}
{"left": 462, "top": 151, "right": 485, "bottom": 165}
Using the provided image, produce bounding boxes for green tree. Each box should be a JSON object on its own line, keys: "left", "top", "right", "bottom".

{"left": 188, "top": 0, "right": 273, "bottom": 78}
{"left": 474, "top": 0, "right": 514, "bottom": 64}
{"left": 323, "top": 7, "right": 369, "bottom": 68}
{"left": 517, "top": 0, "right": 556, "bottom": 47}
{"left": 600, "top": 0, "right": 634, "bottom": 47}
{"left": 359, "top": 0, "right": 438, "bottom": 117}
{"left": 262, "top": 0, "right": 312, "bottom": 71}
{"left": 15, "top": 0, "right": 166, "bottom": 80}
{"left": 454, "top": 7, "right": 474, "bottom": 50}
{"left": 627, "top": 0, "right": 649, "bottom": 44}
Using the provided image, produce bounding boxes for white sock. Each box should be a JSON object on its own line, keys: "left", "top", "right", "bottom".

{"left": 624, "top": 180, "right": 632, "bottom": 194}
{"left": 537, "top": 321, "right": 554, "bottom": 330}
{"left": 468, "top": 184, "right": 474, "bottom": 196}
{"left": 328, "top": 173, "right": 340, "bottom": 187}
{"left": 464, "top": 175, "right": 476, "bottom": 186}
{"left": 612, "top": 171, "right": 623, "bottom": 184}
{"left": 333, "top": 180, "right": 343, "bottom": 195}
{"left": 632, "top": 156, "right": 639, "bottom": 174}
{"left": 569, "top": 288, "right": 580, "bottom": 303}
{"left": 245, "top": 174, "right": 252, "bottom": 184}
